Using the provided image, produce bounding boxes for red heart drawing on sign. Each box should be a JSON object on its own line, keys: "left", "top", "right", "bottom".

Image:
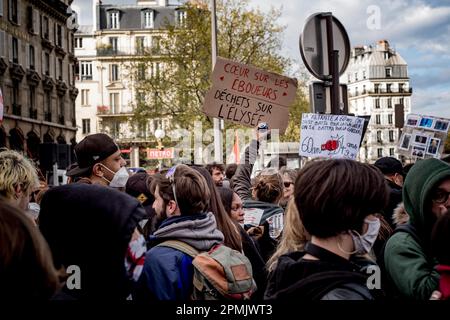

{"left": 283, "top": 92, "right": 287, "bottom": 96}
{"left": 220, "top": 76, "right": 224, "bottom": 81}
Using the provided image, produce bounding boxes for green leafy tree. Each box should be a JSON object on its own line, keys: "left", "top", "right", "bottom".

{"left": 129, "top": 0, "right": 308, "bottom": 139}
{"left": 445, "top": 131, "right": 450, "bottom": 154}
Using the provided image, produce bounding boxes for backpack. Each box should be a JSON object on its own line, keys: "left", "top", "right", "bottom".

{"left": 157, "top": 240, "right": 257, "bottom": 300}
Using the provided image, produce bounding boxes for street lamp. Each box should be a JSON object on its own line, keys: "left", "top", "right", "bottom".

{"left": 154, "top": 128, "right": 165, "bottom": 170}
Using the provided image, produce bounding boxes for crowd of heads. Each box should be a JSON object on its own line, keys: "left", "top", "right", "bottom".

{"left": 1, "top": 130, "right": 450, "bottom": 301}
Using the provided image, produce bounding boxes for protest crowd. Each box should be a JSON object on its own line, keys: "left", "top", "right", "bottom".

{"left": 1, "top": 129, "right": 450, "bottom": 301}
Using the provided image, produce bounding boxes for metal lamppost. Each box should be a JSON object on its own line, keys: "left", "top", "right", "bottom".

{"left": 155, "top": 128, "right": 165, "bottom": 169}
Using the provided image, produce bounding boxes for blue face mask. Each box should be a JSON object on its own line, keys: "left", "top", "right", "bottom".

{"left": 350, "top": 218, "right": 381, "bottom": 255}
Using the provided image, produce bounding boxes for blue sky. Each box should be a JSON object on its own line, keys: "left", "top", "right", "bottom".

{"left": 72, "top": 0, "right": 450, "bottom": 118}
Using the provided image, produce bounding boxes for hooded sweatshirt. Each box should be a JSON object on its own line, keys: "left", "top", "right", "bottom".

{"left": 39, "top": 184, "right": 146, "bottom": 300}
{"left": 384, "top": 158, "right": 450, "bottom": 300}
{"left": 137, "top": 212, "right": 224, "bottom": 300}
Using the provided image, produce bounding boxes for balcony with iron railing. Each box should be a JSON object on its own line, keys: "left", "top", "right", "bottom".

{"left": 348, "top": 87, "right": 413, "bottom": 98}
{"left": 96, "top": 46, "right": 162, "bottom": 57}
{"left": 97, "top": 105, "right": 134, "bottom": 116}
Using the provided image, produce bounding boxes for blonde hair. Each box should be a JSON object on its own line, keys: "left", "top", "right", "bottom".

{"left": 0, "top": 149, "right": 39, "bottom": 200}
{"left": 267, "top": 199, "right": 310, "bottom": 272}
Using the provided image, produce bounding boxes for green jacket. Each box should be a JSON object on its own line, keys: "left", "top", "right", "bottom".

{"left": 384, "top": 158, "right": 450, "bottom": 299}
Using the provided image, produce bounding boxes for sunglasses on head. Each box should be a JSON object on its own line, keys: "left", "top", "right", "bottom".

{"left": 165, "top": 165, "right": 180, "bottom": 207}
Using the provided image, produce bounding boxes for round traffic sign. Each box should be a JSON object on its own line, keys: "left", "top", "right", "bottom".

{"left": 299, "top": 13, "right": 350, "bottom": 81}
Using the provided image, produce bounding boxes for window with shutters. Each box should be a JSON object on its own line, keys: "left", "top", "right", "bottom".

{"left": 176, "top": 10, "right": 187, "bottom": 27}
{"left": 377, "top": 148, "right": 383, "bottom": 158}
{"left": 386, "top": 83, "right": 392, "bottom": 93}
{"left": 82, "top": 119, "right": 91, "bottom": 134}
{"left": 376, "top": 114, "right": 381, "bottom": 125}
{"left": 0, "top": 31, "right": 6, "bottom": 57}
{"left": 143, "top": 10, "right": 154, "bottom": 28}
{"left": 387, "top": 98, "right": 392, "bottom": 108}
{"left": 389, "top": 148, "right": 395, "bottom": 157}
{"left": 388, "top": 114, "right": 393, "bottom": 124}
{"left": 29, "top": 88, "right": 36, "bottom": 118}
{"left": 150, "top": 62, "right": 160, "bottom": 78}
{"left": 58, "top": 58, "right": 63, "bottom": 80}
{"left": 9, "top": 0, "right": 18, "bottom": 24}
{"left": 26, "top": 6, "right": 33, "bottom": 32}
{"left": 44, "top": 52, "right": 50, "bottom": 75}
{"left": 43, "top": 16, "right": 49, "bottom": 39}
{"left": 109, "top": 37, "right": 118, "bottom": 54}
{"left": 136, "top": 36, "right": 145, "bottom": 54}
{"left": 75, "top": 37, "right": 83, "bottom": 48}
{"left": 375, "top": 98, "right": 380, "bottom": 109}
{"left": 108, "top": 11, "right": 120, "bottom": 29}
{"left": 137, "top": 64, "right": 145, "bottom": 81}
{"left": 57, "top": 24, "right": 62, "bottom": 47}
{"left": 12, "top": 37, "right": 18, "bottom": 63}
{"left": 389, "top": 130, "right": 394, "bottom": 142}
{"left": 81, "top": 89, "right": 89, "bottom": 106}
{"left": 110, "top": 64, "right": 119, "bottom": 81}
{"left": 80, "top": 61, "right": 92, "bottom": 80}
{"left": 110, "top": 93, "right": 119, "bottom": 113}
{"left": 29, "top": 45, "right": 35, "bottom": 69}
{"left": 377, "top": 130, "right": 382, "bottom": 143}
{"left": 385, "top": 67, "right": 392, "bottom": 78}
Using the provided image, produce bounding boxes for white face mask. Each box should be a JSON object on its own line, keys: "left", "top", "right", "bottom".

{"left": 350, "top": 218, "right": 381, "bottom": 255}
{"left": 101, "top": 165, "right": 129, "bottom": 188}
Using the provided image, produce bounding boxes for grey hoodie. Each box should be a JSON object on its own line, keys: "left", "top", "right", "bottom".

{"left": 153, "top": 212, "right": 224, "bottom": 251}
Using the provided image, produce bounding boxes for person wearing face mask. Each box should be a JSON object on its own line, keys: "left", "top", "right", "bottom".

{"left": 264, "top": 159, "right": 389, "bottom": 300}
{"left": 374, "top": 157, "right": 405, "bottom": 228}
{"left": 384, "top": 158, "right": 450, "bottom": 300}
{"left": 66, "top": 133, "right": 129, "bottom": 189}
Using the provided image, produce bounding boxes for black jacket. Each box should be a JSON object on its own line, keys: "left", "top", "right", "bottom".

{"left": 39, "top": 184, "right": 146, "bottom": 300}
{"left": 264, "top": 242, "right": 374, "bottom": 300}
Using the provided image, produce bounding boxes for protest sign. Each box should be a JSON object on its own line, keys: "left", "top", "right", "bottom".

{"left": 243, "top": 208, "right": 264, "bottom": 227}
{"left": 203, "top": 57, "right": 298, "bottom": 133}
{"left": 299, "top": 113, "right": 365, "bottom": 160}
{"left": 398, "top": 114, "right": 449, "bottom": 159}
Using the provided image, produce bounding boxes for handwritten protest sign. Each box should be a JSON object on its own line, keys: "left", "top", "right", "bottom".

{"left": 203, "top": 57, "right": 298, "bottom": 133}
{"left": 398, "top": 113, "right": 449, "bottom": 159}
{"left": 299, "top": 113, "right": 365, "bottom": 160}
{"left": 243, "top": 208, "right": 264, "bottom": 227}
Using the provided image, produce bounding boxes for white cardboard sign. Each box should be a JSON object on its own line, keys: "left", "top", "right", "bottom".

{"left": 299, "top": 113, "right": 365, "bottom": 160}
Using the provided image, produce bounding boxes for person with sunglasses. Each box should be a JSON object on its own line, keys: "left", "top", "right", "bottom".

{"left": 384, "top": 158, "right": 450, "bottom": 300}
{"left": 278, "top": 167, "right": 297, "bottom": 209}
